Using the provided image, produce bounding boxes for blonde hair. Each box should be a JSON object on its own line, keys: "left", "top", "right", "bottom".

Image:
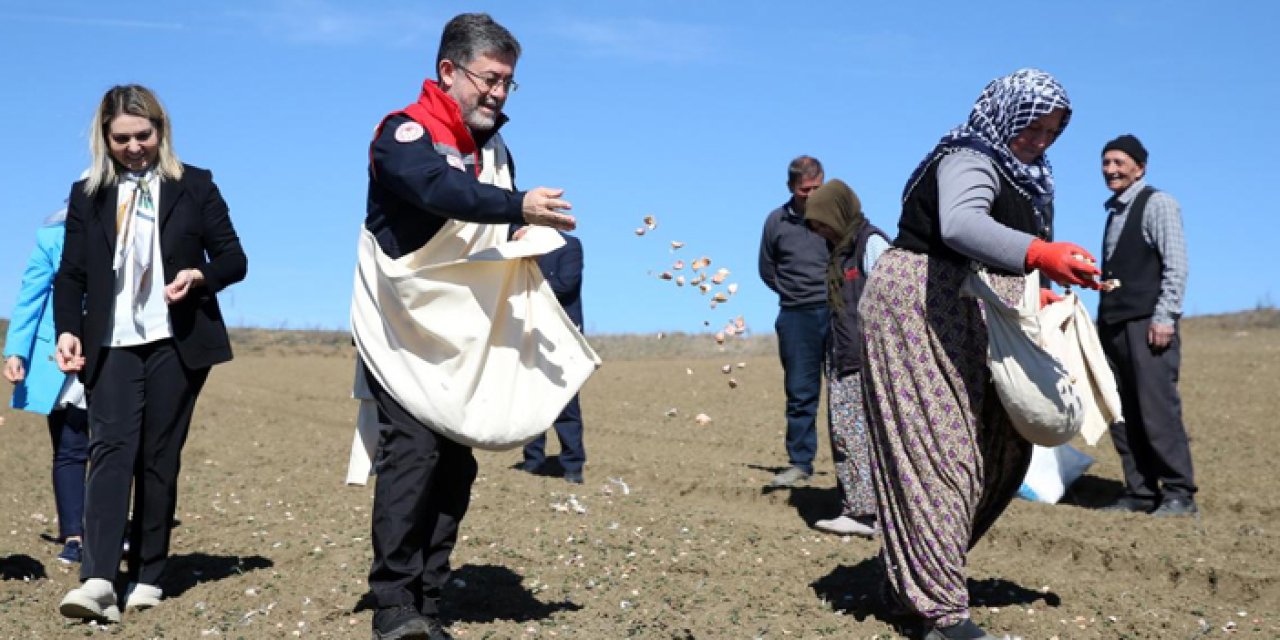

{"left": 84, "top": 84, "right": 183, "bottom": 195}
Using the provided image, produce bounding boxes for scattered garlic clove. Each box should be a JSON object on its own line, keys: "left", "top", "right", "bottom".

{"left": 634, "top": 227, "right": 646, "bottom": 236}
{"left": 675, "top": 276, "right": 685, "bottom": 286}
{"left": 1101, "top": 278, "right": 1122, "bottom": 292}
{"left": 728, "top": 378, "right": 738, "bottom": 389}
{"left": 670, "top": 241, "right": 684, "bottom": 249}
{"left": 691, "top": 257, "right": 711, "bottom": 270}
{"left": 711, "top": 268, "right": 730, "bottom": 284}
{"left": 727, "top": 283, "right": 739, "bottom": 295}
{"left": 699, "top": 283, "right": 712, "bottom": 294}
{"left": 673, "top": 260, "right": 685, "bottom": 270}
{"left": 659, "top": 271, "right": 673, "bottom": 280}
{"left": 736, "top": 362, "right": 746, "bottom": 369}
{"left": 643, "top": 215, "right": 657, "bottom": 230}
{"left": 721, "top": 364, "right": 732, "bottom": 374}
{"left": 712, "top": 292, "right": 728, "bottom": 303}
{"left": 694, "top": 413, "right": 712, "bottom": 426}
{"left": 664, "top": 407, "right": 678, "bottom": 417}
{"left": 714, "top": 331, "right": 725, "bottom": 345}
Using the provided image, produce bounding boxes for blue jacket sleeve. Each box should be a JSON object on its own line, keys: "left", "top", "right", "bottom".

{"left": 3, "top": 228, "right": 57, "bottom": 360}
{"left": 371, "top": 115, "right": 526, "bottom": 225}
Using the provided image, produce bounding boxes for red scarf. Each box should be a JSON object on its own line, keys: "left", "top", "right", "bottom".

{"left": 371, "top": 79, "right": 479, "bottom": 177}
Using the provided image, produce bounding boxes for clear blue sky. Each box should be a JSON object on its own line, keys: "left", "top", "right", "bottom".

{"left": 1, "top": 1, "right": 1275, "bottom": 335}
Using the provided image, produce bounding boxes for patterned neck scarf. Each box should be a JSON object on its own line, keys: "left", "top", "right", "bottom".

{"left": 112, "top": 171, "right": 158, "bottom": 311}
{"left": 905, "top": 68, "right": 1071, "bottom": 214}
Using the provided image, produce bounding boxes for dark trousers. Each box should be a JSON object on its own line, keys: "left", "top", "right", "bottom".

{"left": 1099, "top": 318, "right": 1196, "bottom": 500}
{"left": 364, "top": 363, "right": 477, "bottom": 616}
{"left": 523, "top": 394, "right": 585, "bottom": 474}
{"left": 48, "top": 406, "right": 89, "bottom": 540}
{"left": 81, "top": 340, "right": 208, "bottom": 586}
{"left": 775, "top": 305, "right": 829, "bottom": 474}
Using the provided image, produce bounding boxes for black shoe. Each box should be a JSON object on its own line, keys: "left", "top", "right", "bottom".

{"left": 1152, "top": 496, "right": 1198, "bottom": 517}
{"left": 1100, "top": 495, "right": 1157, "bottom": 513}
{"left": 423, "top": 616, "right": 454, "bottom": 640}
{"left": 924, "top": 618, "right": 996, "bottom": 639}
{"left": 373, "top": 605, "right": 431, "bottom": 639}
{"left": 563, "top": 470, "right": 584, "bottom": 484}
{"left": 517, "top": 460, "right": 542, "bottom": 475}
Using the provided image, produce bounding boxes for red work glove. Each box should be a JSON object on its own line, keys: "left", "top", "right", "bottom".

{"left": 1039, "top": 287, "right": 1064, "bottom": 309}
{"left": 1025, "top": 239, "right": 1101, "bottom": 289}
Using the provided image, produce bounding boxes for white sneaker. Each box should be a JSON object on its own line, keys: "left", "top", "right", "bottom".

{"left": 124, "top": 583, "right": 163, "bottom": 611}
{"left": 59, "top": 578, "right": 121, "bottom": 623}
{"left": 814, "top": 515, "right": 877, "bottom": 538}
{"left": 769, "top": 466, "right": 811, "bottom": 488}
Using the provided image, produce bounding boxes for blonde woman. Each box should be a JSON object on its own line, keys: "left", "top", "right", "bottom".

{"left": 55, "top": 84, "right": 247, "bottom": 623}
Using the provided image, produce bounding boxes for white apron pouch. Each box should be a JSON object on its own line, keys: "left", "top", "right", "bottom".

{"left": 1040, "top": 291, "right": 1124, "bottom": 445}
{"left": 351, "top": 222, "right": 601, "bottom": 450}
{"left": 963, "top": 270, "right": 1084, "bottom": 446}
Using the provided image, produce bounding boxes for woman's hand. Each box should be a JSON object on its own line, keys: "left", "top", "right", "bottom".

{"left": 3, "top": 355, "right": 25, "bottom": 384}
{"left": 1025, "top": 239, "right": 1101, "bottom": 289}
{"left": 165, "top": 268, "right": 205, "bottom": 304}
{"left": 55, "top": 333, "right": 85, "bottom": 373}
{"left": 1038, "top": 288, "right": 1064, "bottom": 309}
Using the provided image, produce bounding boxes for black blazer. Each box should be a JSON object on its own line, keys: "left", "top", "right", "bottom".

{"left": 537, "top": 233, "right": 583, "bottom": 330}
{"left": 54, "top": 164, "right": 248, "bottom": 386}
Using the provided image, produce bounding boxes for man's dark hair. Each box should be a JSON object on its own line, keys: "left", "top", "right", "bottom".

{"left": 787, "top": 155, "right": 823, "bottom": 188}
{"left": 436, "top": 13, "right": 522, "bottom": 70}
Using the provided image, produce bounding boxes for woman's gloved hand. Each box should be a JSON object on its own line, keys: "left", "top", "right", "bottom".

{"left": 1025, "top": 239, "right": 1101, "bottom": 289}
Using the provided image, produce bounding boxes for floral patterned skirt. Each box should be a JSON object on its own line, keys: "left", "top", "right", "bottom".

{"left": 858, "top": 248, "right": 1032, "bottom": 627}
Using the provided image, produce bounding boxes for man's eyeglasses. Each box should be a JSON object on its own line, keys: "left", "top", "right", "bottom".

{"left": 454, "top": 63, "right": 518, "bottom": 94}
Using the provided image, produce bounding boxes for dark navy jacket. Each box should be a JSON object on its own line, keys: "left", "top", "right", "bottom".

{"left": 538, "top": 233, "right": 583, "bottom": 330}
{"left": 365, "top": 114, "right": 525, "bottom": 259}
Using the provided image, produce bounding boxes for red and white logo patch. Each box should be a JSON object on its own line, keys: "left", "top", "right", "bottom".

{"left": 394, "top": 122, "right": 424, "bottom": 143}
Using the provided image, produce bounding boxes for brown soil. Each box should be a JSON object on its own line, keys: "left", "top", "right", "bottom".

{"left": 0, "top": 314, "right": 1276, "bottom": 638}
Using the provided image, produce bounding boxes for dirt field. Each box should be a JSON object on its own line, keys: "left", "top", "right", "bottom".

{"left": 0, "top": 313, "right": 1276, "bottom": 638}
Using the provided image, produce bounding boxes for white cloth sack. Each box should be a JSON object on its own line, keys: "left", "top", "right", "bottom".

{"left": 963, "top": 271, "right": 1084, "bottom": 446}
{"left": 1037, "top": 290, "right": 1124, "bottom": 445}
{"left": 1018, "top": 443, "right": 1095, "bottom": 503}
{"left": 345, "top": 360, "right": 384, "bottom": 486}
{"left": 350, "top": 222, "right": 601, "bottom": 451}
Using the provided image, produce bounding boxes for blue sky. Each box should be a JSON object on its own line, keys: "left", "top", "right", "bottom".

{"left": 1, "top": 1, "right": 1275, "bottom": 335}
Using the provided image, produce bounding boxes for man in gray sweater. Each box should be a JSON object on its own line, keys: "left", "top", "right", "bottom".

{"left": 758, "top": 156, "right": 830, "bottom": 487}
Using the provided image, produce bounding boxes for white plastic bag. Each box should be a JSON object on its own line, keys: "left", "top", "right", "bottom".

{"left": 963, "top": 271, "right": 1084, "bottom": 446}
{"left": 1018, "top": 443, "right": 1095, "bottom": 503}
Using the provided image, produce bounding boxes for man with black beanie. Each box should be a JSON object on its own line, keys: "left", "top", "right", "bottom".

{"left": 1097, "top": 134, "right": 1196, "bottom": 517}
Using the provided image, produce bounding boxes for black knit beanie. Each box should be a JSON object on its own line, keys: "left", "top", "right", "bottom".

{"left": 1102, "top": 134, "right": 1148, "bottom": 166}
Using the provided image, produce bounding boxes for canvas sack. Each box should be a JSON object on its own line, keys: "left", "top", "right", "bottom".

{"left": 963, "top": 270, "right": 1084, "bottom": 446}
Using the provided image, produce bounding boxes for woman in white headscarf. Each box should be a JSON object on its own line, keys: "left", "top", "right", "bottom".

{"left": 860, "top": 69, "right": 1100, "bottom": 640}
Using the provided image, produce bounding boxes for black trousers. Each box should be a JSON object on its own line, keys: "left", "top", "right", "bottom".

{"left": 364, "top": 363, "right": 477, "bottom": 616}
{"left": 1099, "top": 318, "right": 1196, "bottom": 501}
{"left": 523, "top": 394, "right": 585, "bottom": 474}
{"left": 81, "top": 340, "right": 208, "bottom": 586}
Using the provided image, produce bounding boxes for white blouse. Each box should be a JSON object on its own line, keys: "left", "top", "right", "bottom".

{"left": 104, "top": 173, "right": 172, "bottom": 347}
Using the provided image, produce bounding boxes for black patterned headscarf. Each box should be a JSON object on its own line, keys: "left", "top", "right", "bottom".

{"left": 905, "top": 68, "right": 1071, "bottom": 213}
